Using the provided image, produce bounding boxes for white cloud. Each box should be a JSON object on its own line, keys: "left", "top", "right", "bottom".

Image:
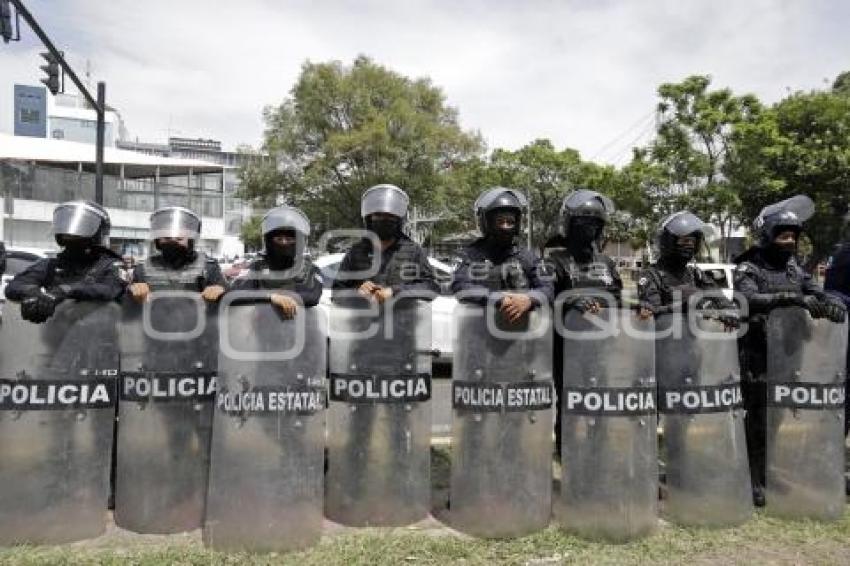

{"left": 0, "top": 0, "right": 847, "bottom": 163}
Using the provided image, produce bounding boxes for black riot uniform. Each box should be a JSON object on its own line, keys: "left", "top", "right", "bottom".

{"left": 6, "top": 201, "right": 125, "bottom": 322}
{"left": 131, "top": 253, "right": 225, "bottom": 291}
{"left": 332, "top": 235, "right": 438, "bottom": 296}
{"left": 544, "top": 189, "right": 620, "bottom": 456}
{"left": 131, "top": 206, "right": 225, "bottom": 291}
{"left": 825, "top": 240, "right": 850, "bottom": 436}
{"left": 638, "top": 210, "right": 733, "bottom": 314}
{"left": 230, "top": 206, "right": 323, "bottom": 306}
{"left": 451, "top": 187, "right": 553, "bottom": 304}
{"left": 734, "top": 195, "right": 846, "bottom": 506}
{"left": 0, "top": 241, "right": 6, "bottom": 277}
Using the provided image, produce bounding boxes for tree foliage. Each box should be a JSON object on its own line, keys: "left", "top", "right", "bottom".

{"left": 238, "top": 61, "right": 850, "bottom": 265}
{"left": 238, "top": 55, "right": 483, "bottom": 234}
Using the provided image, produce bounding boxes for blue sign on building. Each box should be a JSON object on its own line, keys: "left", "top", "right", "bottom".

{"left": 14, "top": 84, "right": 47, "bottom": 138}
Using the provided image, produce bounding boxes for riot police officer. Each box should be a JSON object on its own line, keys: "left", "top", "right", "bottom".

{"left": 332, "top": 184, "right": 438, "bottom": 298}
{"left": 6, "top": 200, "right": 125, "bottom": 320}
{"left": 734, "top": 195, "right": 846, "bottom": 506}
{"left": 128, "top": 206, "right": 226, "bottom": 302}
{"left": 0, "top": 240, "right": 6, "bottom": 278}
{"left": 230, "top": 205, "right": 323, "bottom": 312}
{"left": 326, "top": 184, "right": 437, "bottom": 526}
{"left": 451, "top": 187, "right": 553, "bottom": 317}
{"left": 639, "top": 210, "right": 736, "bottom": 320}
{"left": 825, "top": 230, "right": 850, "bottom": 441}
{"left": 543, "top": 189, "right": 621, "bottom": 456}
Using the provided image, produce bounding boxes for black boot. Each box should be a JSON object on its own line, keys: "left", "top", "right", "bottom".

{"left": 752, "top": 484, "right": 766, "bottom": 508}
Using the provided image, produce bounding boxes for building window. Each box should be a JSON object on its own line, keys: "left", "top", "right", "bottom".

{"left": 19, "top": 108, "right": 41, "bottom": 124}
{"left": 52, "top": 129, "right": 64, "bottom": 139}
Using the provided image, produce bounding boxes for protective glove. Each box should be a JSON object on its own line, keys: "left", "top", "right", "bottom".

{"left": 573, "top": 296, "right": 601, "bottom": 314}
{"left": 823, "top": 300, "right": 847, "bottom": 324}
{"left": 801, "top": 295, "right": 826, "bottom": 319}
{"left": 20, "top": 291, "right": 58, "bottom": 323}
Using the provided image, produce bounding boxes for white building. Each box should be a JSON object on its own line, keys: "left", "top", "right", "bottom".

{"left": 0, "top": 132, "right": 245, "bottom": 258}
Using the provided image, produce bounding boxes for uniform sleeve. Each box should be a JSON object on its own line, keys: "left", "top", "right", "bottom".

{"left": 450, "top": 250, "right": 488, "bottom": 305}
{"left": 130, "top": 262, "right": 146, "bottom": 284}
{"left": 228, "top": 271, "right": 257, "bottom": 292}
{"left": 824, "top": 250, "right": 850, "bottom": 307}
{"left": 203, "top": 260, "right": 228, "bottom": 289}
{"left": 331, "top": 250, "right": 360, "bottom": 292}
{"left": 608, "top": 257, "right": 623, "bottom": 305}
{"left": 393, "top": 246, "right": 439, "bottom": 296}
{"left": 523, "top": 251, "right": 554, "bottom": 307}
{"left": 637, "top": 268, "right": 663, "bottom": 310}
{"left": 733, "top": 262, "right": 798, "bottom": 313}
{"left": 60, "top": 257, "right": 126, "bottom": 301}
{"left": 297, "top": 264, "right": 325, "bottom": 307}
{"left": 4, "top": 258, "right": 52, "bottom": 302}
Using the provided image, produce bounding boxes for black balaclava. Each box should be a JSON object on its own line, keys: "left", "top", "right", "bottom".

{"left": 57, "top": 235, "right": 95, "bottom": 262}
{"left": 157, "top": 239, "right": 193, "bottom": 267}
{"left": 763, "top": 228, "right": 799, "bottom": 267}
{"left": 366, "top": 216, "right": 402, "bottom": 241}
{"left": 485, "top": 209, "right": 519, "bottom": 249}
{"left": 567, "top": 217, "right": 603, "bottom": 262}
{"left": 265, "top": 229, "right": 298, "bottom": 270}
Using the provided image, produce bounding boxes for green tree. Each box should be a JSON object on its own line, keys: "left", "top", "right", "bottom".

{"left": 732, "top": 87, "right": 850, "bottom": 262}
{"left": 450, "top": 139, "right": 622, "bottom": 249}
{"left": 238, "top": 56, "right": 483, "bottom": 236}
{"left": 641, "top": 75, "right": 762, "bottom": 260}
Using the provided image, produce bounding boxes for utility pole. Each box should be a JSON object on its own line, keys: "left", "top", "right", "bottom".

{"left": 3, "top": 0, "right": 108, "bottom": 204}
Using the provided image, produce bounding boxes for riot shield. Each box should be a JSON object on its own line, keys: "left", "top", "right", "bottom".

{"left": 765, "top": 306, "right": 847, "bottom": 520}
{"left": 204, "top": 299, "right": 327, "bottom": 552}
{"left": 449, "top": 304, "right": 554, "bottom": 538}
{"left": 0, "top": 301, "right": 119, "bottom": 544}
{"left": 114, "top": 292, "right": 218, "bottom": 533}
{"left": 559, "top": 307, "right": 657, "bottom": 541}
{"left": 656, "top": 312, "right": 752, "bottom": 526}
{"left": 325, "top": 297, "right": 432, "bottom": 526}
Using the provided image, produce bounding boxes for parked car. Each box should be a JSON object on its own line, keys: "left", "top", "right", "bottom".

{"left": 313, "top": 253, "right": 457, "bottom": 364}
{"left": 695, "top": 262, "right": 735, "bottom": 301}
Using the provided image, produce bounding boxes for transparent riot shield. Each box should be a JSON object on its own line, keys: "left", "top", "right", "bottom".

{"left": 203, "top": 299, "right": 327, "bottom": 552}
{"left": 765, "top": 307, "right": 847, "bottom": 520}
{"left": 114, "top": 292, "right": 218, "bottom": 533}
{"left": 449, "top": 303, "right": 553, "bottom": 538}
{"left": 0, "top": 301, "right": 119, "bottom": 544}
{"left": 559, "top": 307, "right": 657, "bottom": 541}
{"left": 656, "top": 312, "right": 752, "bottom": 526}
{"left": 325, "top": 297, "right": 432, "bottom": 526}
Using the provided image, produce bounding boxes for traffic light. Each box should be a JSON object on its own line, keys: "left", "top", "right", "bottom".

{"left": 0, "top": 0, "right": 13, "bottom": 43}
{"left": 40, "top": 50, "right": 60, "bottom": 95}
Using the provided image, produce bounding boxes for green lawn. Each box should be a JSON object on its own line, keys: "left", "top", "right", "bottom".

{"left": 1, "top": 508, "right": 849, "bottom": 565}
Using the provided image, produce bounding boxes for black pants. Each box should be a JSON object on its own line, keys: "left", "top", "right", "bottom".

{"left": 742, "top": 380, "right": 766, "bottom": 490}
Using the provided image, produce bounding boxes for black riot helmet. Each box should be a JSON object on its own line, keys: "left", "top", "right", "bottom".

{"left": 656, "top": 210, "right": 714, "bottom": 262}
{"left": 754, "top": 195, "right": 814, "bottom": 248}
{"left": 560, "top": 189, "right": 614, "bottom": 238}
{"left": 52, "top": 200, "right": 111, "bottom": 248}
{"left": 474, "top": 187, "right": 527, "bottom": 237}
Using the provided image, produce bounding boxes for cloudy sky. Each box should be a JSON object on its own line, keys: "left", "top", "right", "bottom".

{"left": 1, "top": 0, "right": 847, "bottom": 164}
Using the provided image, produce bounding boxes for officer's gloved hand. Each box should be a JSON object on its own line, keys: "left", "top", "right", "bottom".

{"left": 823, "top": 300, "right": 847, "bottom": 324}
{"left": 574, "top": 296, "right": 601, "bottom": 314}
{"left": 717, "top": 310, "right": 741, "bottom": 331}
{"left": 801, "top": 295, "right": 826, "bottom": 318}
{"left": 20, "top": 292, "right": 57, "bottom": 324}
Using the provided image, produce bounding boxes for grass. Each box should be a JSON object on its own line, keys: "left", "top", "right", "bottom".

{"left": 1, "top": 507, "right": 849, "bottom": 564}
